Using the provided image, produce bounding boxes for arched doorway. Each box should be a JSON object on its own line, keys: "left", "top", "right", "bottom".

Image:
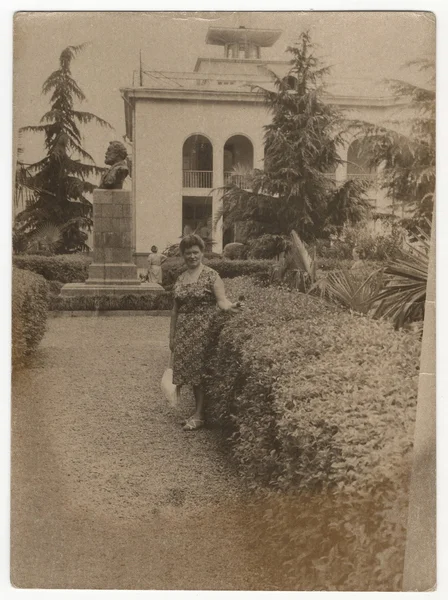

{"left": 346, "top": 139, "right": 377, "bottom": 180}
{"left": 182, "top": 134, "right": 213, "bottom": 188}
{"left": 223, "top": 135, "right": 254, "bottom": 186}
{"left": 223, "top": 135, "right": 254, "bottom": 246}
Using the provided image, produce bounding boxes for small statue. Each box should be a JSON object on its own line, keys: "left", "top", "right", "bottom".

{"left": 99, "top": 141, "right": 129, "bottom": 189}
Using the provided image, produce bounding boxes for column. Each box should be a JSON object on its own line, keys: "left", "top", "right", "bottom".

{"left": 212, "top": 143, "right": 224, "bottom": 253}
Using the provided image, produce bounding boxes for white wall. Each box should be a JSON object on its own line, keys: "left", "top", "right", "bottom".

{"left": 134, "top": 98, "right": 270, "bottom": 253}
{"left": 134, "top": 96, "right": 398, "bottom": 253}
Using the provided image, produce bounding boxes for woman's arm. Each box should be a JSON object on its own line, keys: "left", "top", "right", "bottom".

{"left": 169, "top": 297, "right": 179, "bottom": 352}
{"left": 213, "top": 275, "right": 241, "bottom": 313}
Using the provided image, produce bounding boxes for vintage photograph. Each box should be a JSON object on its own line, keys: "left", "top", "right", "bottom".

{"left": 11, "top": 11, "right": 435, "bottom": 591}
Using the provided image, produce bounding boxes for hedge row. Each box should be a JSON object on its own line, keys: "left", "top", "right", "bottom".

{"left": 162, "top": 257, "right": 272, "bottom": 287}
{"left": 13, "top": 254, "right": 91, "bottom": 283}
{"left": 204, "top": 277, "right": 420, "bottom": 590}
{"left": 12, "top": 268, "right": 49, "bottom": 366}
{"left": 50, "top": 291, "right": 173, "bottom": 312}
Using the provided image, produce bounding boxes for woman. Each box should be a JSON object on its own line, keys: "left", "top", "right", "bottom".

{"left": 170, "top": 234, "right": 242, "bottom": 431}
{"left": 147, "top": 245, "right": 167, "bottom": 285}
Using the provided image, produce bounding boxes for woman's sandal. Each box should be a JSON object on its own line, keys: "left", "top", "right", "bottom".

{"left": 182, "top": 418, "right": 205, "bottom": 431}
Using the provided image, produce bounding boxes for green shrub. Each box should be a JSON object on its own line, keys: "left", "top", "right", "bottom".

{"left": 316, "top": 257, "right": 380, "bottom": 272}
{"left": 247, "top": 234, "right": 288, "bottom": 259}
{"left": 50, "top": 291, "right": 173, "bottom": 311}
{"left": 204, "top": 276, "right": 420, "bottom": 589}
{"left": 13, "top": 254, "right": 91, "bottom": 283}
{"left": 12, "top": 268, "right": 49, "bottom": 365}
{"left": 223, "top": 242, "right": 249, "bottom": 260}
{"left": 47, "top": 280, "right": 64, "bottom": 297}
{"left": 315, "top": 224, "right": 407, "bottom": 262}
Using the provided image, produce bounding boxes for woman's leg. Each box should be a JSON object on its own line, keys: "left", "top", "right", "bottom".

{"left": 192, "top": 384, "right": 206, "bottom": 420}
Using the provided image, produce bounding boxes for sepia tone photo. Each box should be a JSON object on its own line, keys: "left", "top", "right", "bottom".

{"left": 11, "top": 11, "right": 436, "bottom": 591}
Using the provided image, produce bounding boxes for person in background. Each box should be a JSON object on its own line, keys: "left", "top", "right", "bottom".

{"left": 147, "top": 245, "right": 167, "bottom": 285}
{"left": 170, "top": 234, "right": 243, "bottom": 431}
{"left": 351, "top": 247, "right": 365, "bottom": 270}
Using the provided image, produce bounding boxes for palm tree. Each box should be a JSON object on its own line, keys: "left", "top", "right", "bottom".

{"left": 15, "top": 43, "right": 112, "bottom": 252}
{"left": 351, "top": 59, "right": 435, "bottom": 234}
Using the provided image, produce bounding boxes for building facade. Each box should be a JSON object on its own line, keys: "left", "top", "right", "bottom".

{"left": 121, "top": 26, "right": 405, "bottom": 262}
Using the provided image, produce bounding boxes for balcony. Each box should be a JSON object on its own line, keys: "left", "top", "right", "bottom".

{"left": 183, "top": 170, "right": 213, "bottom": 188}
{"left": 224, "top": 171, "right": 252, "bottom": 189}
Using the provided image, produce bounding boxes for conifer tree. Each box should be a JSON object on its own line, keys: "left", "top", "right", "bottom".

{"left": 15, "top": 44, "right": 112, "bottom": 252}
{"left": 218, "top": 31, "right": 371, "bottom": 242}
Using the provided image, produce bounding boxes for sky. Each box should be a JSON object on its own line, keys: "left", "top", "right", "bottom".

{"left": 13, "top": 11, "right": 435, "bottom": 168}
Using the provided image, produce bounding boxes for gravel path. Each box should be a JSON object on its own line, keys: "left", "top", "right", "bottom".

{"left": 11, "top": 316, "right": 269, "bottom": 590}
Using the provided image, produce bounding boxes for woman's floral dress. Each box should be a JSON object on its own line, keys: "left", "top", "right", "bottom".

{"left": 172, "top": 265, "right": 218, "bottom": 386}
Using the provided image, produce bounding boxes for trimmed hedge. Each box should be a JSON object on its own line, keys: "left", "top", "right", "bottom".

{"left": 162, "top": 257, "right": 272, "bottom": 287}
{"left": 204, "top": 277, "right": 420, "bottom": 590}
{"left": 12, "top": 268, "right": 49, "bottom": 365}
{"left": 223, "top": 242, "right": 249, "bottom": 260}
{"left": 13, "top": 254, "right": 91, "bottom": 283}
{"left": 50, "top": 291, "right": 173, "bottom": 312}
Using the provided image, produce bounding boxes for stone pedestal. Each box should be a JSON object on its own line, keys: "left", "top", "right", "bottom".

{"left": 61, "top": 190, "right": 163, "bottom": 297}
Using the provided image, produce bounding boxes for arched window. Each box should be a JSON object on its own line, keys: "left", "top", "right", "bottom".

{"left": 223, "top": 135, "right": 254, "bottom": 186}
{"left": 346, "top": 139, "right": 377, "bottom": 181}
{"left": 182, "top": 135, "right": 213, "bottom": 188}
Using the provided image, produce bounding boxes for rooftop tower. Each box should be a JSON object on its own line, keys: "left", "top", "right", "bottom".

{"left": 205, "top": 26, "right": 282, "bottom": 60}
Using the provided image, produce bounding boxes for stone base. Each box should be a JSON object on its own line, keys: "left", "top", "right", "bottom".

{"left": 60, "top": 282, "right": 164, "bottom": 297}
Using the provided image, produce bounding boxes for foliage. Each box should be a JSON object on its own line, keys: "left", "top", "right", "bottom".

{"left": 50, "top": 291, "right": 173, "bottom": 311}
{"left": 315, "top": 222, "right": 407, "bottom": 261}
{"left": 247, "top": 484, "right": 411, "bottom": 591}
{"left": 13, "top": 253, "right": 91, "bottom": 283}
{"left": 204, "top": 276, "right": 420, "bottom": 589}
{"left": 315, "top": 257, "right": 378, "bottom": 272}
{"left": 372, "top": 226, "right": 430, "bottom": 328}
{"left": 222, "top": 242, "right": 249, "bottom": 260}
{"left": 26, "top": 222, "right": 64, "bottom": 254}
{"left": 12, "top": 268, "right": 49, "bottom": 365}
{"left": 15, "top": 44, "right": 112, "bottom": 252}
{"left": 247, "top": 234, "right": 288, "bottom": 259}
{"left": 162, "top": 257, "right": 271, "bottom": 288}
{"left": 309, "top": 266, "right": 384, "bottom": 314}
{"left": 216, "top": 31, "right": 372, "bottom": 242}
{"left": 352, "top": 59, "right": 435, "bottom": 232}
{"left": 269, "top": 229, "right": 316, "bottom": 292}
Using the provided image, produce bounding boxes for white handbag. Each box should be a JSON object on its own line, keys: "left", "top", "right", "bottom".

{"left": 161, "top": 354, "right": 181, "bottom": 408}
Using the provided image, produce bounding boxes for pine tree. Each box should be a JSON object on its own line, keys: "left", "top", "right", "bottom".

{"left": 15, "top": 44, "right": 112, "bottom": 252}
{"left": 352, "top": 59, "right": 435, "bottom": 233}
{"left": 218, "top": 31, "right": 371, "bottom": 242}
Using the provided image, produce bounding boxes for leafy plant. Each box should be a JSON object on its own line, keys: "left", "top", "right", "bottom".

{"left": 270, "top": 229, "right": 317, "bottom": 292}
{"left": 15, "top": 43, "right": 112, "bottom": 252}
{"left": 13, "top": 253, "right": 91, "bottom": 283}
{"left": 372, "top": 226, "right": 430, "bottom": 328}
{"left": 12, "top": 268, "right": 49, "bottom": 365}
{"left": 28, "top": 222, "right": 63, "bottom": 254}
{"left": 351, "top": 59, "right": 435, "bottom": 233}
{"left": 309, "top": 266, "right": 384, "bottom": 314}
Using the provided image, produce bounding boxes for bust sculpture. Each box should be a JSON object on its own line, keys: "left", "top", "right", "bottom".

{"left": 99, "top": 141, "right": 130, "bottom": 189}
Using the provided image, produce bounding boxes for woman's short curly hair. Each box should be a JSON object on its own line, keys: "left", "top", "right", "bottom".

{"left": 179, "top": 234, "right": 205, "bottom": 254}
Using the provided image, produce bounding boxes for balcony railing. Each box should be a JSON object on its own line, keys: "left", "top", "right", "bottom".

{"left": 224, "top": 172, "right": 252, "bottom": 189}
{"left": 348, "top": 172, "right": 378, "bottom": 182}
{"left": 183, "top": 170, "right": 213, "bottom": 188}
